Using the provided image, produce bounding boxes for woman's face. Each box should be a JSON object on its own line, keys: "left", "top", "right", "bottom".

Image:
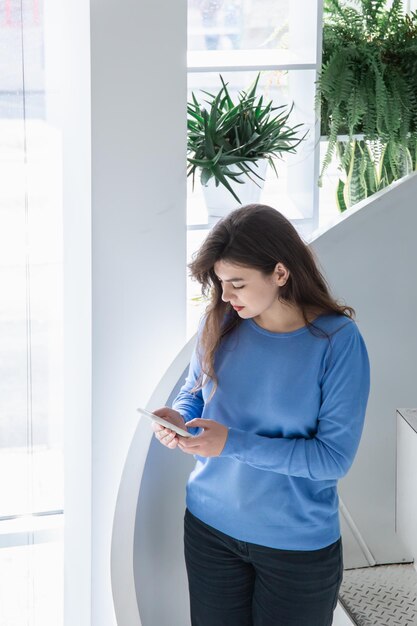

{"left": 213, "top": 259, "right": 288, "bottom": 321}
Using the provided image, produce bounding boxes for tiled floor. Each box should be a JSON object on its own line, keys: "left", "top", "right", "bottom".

{"left": 339, "top": 564, "right": 417, "bottom": 626}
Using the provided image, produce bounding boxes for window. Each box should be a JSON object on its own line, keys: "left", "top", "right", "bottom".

{"left": 0, "top": 1, "right": 64, "bottom": 624}
{"left": 188, "top": 0, "right": 290, "bottom": 52}
{"left": 186, "top": 0, "right": 323, "bottom": 337}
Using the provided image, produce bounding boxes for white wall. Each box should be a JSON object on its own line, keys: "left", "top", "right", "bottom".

{"left": 396, "top": 409, "right": 417, "bottom": 566}
{"left": 63, "top": 0, "right": 187, "bottom": 625}
{"left": 311, "top": 172, "right": 417, "bottom": 567}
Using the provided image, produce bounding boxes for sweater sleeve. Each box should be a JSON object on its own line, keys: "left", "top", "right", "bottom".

{"left": 220, "top": 321, "right": 370, "bottom": 481}
{"left": 171, "top": 318, "right": 206, "bottom": 434}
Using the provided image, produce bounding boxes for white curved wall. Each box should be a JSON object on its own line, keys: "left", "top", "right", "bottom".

{"left": 133, "top": 381, "right": 196, "bottom": 626}
{"left": 311, "top": 172, "right": 417, "bottom": 567}
{"left": 111, "top": 339, "right": 196, "bottom": 626}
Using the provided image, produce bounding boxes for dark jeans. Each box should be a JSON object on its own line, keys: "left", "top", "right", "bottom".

{"left": 184, "top": 509, "right": 343, "bottom": 626}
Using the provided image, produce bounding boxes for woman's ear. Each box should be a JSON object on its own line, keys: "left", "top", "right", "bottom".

{"left": 274, "top": 262, "right": 290, "bottom": 287}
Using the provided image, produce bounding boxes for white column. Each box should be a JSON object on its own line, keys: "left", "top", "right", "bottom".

{"left": 90, "top": 1, "right": 187, "bottom": 625}
{"left": 63, "top": 0, "right": 187, "bottom": 625}
{"left": 62, "top": 0, "right": 92, "bottom": 625}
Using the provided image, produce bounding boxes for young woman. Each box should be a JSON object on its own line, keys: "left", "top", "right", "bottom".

{"left": 152, "top": 204, "right": 370, "bottom": 626}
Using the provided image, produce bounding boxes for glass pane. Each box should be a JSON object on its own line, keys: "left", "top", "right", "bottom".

{"left": 0, "top": 3, "right": 64, "bottom": 622}
{"left": 188, "top": 0, "right": 289, "bottom": 51}
{"left": 0, "top": 0, "right": 63, "bottom": 520}
{"left": 0, "top": 539, "right": 63, "bottom": 626}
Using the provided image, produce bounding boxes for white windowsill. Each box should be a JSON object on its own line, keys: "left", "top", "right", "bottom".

{"left": 188, "top": 49, "right": 317, "bottom": 72}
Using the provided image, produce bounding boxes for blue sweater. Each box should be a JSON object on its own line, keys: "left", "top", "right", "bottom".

{"left": 172, "top": 313, "right": 370, "bottom": 550}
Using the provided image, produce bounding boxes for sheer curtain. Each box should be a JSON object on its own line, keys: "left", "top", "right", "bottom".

{"left": 0, "top": 1, "right": 64, "bottom": 624}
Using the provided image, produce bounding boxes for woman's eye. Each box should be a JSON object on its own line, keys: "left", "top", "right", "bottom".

{"left": 233, "top": 285, "right": 245, "bottom": 290}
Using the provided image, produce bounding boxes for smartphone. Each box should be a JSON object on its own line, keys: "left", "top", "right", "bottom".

{"left": 136, "top": 407, "right": 192, "bottom": 438}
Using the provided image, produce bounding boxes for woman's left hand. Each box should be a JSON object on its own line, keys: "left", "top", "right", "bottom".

{"left": 178, "top": 419, "right": 228, "bottom": 457}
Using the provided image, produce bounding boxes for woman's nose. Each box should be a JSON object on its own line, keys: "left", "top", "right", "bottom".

{"left": 221, "top": 286, "right": 230, "bottom": 302}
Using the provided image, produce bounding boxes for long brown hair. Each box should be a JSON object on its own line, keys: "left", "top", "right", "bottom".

{"left": 189, "top": 204, "right": 354, "bottom": 400}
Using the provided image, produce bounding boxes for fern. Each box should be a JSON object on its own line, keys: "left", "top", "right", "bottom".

{"left": 318, "top": 0, "right": 417, "bottom": 199}
{"left": 378, "top": 0, "right": 403, "bottom": 38}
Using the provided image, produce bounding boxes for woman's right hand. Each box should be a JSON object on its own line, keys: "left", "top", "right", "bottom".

{"left": 151, "top": 406, "right": 186, "bottom": 450}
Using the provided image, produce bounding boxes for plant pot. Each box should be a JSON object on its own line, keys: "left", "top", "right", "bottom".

{"left": 201, "top": 159, "right": 268, "bottom": 220}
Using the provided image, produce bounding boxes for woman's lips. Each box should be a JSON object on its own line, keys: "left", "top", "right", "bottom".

{"left": 233, "top": 305, "right": 244, "bottom": 311}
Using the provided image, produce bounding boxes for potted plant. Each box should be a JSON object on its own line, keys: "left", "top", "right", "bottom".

{"left": 317, "top": 0, "right": 417, "bottom": 211}
{"left": 187, "top": 73, "right": 306, "bottom": 218}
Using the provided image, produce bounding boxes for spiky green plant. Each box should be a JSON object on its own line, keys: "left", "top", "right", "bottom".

{"left": 317, "top": 0, "right": 417, "bottom": 205}
{"left": 335, "top": 137, "right": 415, "bottom": 212}
{"left": 336, "top": 140, "right": 384, "bottom": 211}
{"left": 187, "top": 73, "right": 306, "bottom": 203}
